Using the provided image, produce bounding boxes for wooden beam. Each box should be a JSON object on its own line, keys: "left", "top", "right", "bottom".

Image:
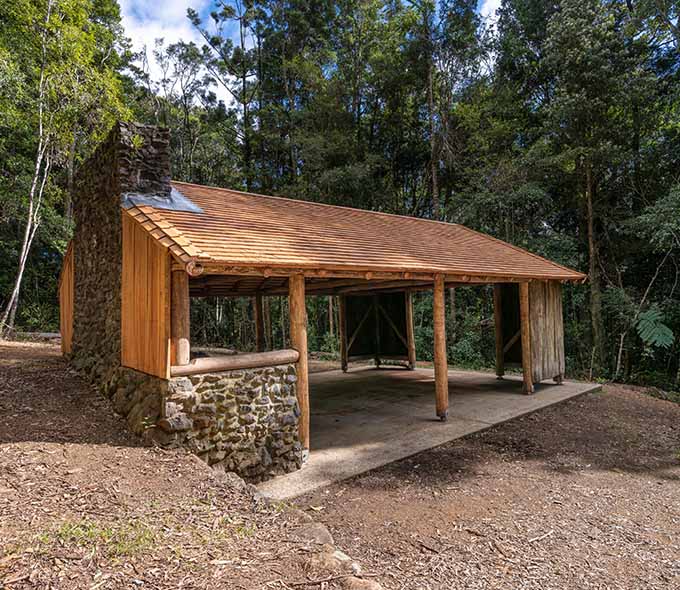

{"left": 377, "top": 303, "right": 409, "bottom": 350}
{"left": 339, "top": 295, "right": 348, "bottom": 372}
{"left": 199, "top": 263, "right": 567, "bottom": 284}
{"left": 254, "top": 293, "right": 265, "bottom": 352}
{"left": 405, "top": 291, "right": 416, "bottom": 370}
{"left": 347, "top": 304, "right": 373, "bottom": 352}
{"left": 493, "top": 284, "right": 504, "bottom": 379}
{"left": 519, "top": 281, "right": 534, "bottom": 394}
{"left": 289, "top": 273, "right": 310, "bottom": 454}
{"left": 171, "top": 349, "right": 299, "bottom": 377}
{"left": 433, "top": 274, "right": 449, "bottom": 420}
{"left": 171, "top": 270, "right": 191, "bottom": 366}
{"left": 503, "top": 329, "right": 521, "bottom": 354}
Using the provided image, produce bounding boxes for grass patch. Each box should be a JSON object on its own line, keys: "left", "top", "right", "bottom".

{"left": 50, "top": 519, "right": 155, "bottom": 556}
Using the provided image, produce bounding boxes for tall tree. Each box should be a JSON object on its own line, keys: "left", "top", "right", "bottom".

{"left": 0, "top": 0, "right": 126, "bottom": 336}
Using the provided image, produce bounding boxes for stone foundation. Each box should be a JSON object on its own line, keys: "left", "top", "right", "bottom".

{"left": 105, "top": 363, "right": 303, "bottom": 482}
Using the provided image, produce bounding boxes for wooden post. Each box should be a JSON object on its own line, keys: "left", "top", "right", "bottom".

{"left": 373, "top": 294, "right": 381, "bottom": 368}
{"left": 519, "top": 281, "right": 534, "bottom": 394}
{"left": 493, "top": 284, "right": 504, "bottom": 379}
{"left": 405, "top": 290, "right": 416, "bottom": 370}
{"left": 289, "top": 273, "right": 310, "bottom": 454}
{"left": 254, "top": 293, "right": 265, "bottom": 352}
{"left": 171, "top": 270, "right": 190, "bottom": 366}
{"left": 433, "top": 275, "right": 449, "bottom": 420}
{"left": 338, "top": 295, "right": 348, "bottom": 372}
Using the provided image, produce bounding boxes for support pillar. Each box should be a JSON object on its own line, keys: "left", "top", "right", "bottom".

{"left": 373, "top": 294, "right": 381, "bottom": 368}
{"left": 289, "top": 273, "right": 310, "bottom": 454}
{"left": 433, "top": 275, "right": 449, "bottom": 420}
{"left": 254, "top": 293, "right": 265, "bottom": 352}
{"left": 493, "top": 284, "right": 504, "bottom": 379}
{"left": 405, "top": 290, "right": 416, "bottom": 370}
{"left": 171, "top": 270, "right": 190, "bottom": 366}
{"left": 338, "top": 295, "right": 348, "bottom": 372}
{"left": 519, "top": 281, "right": 534, "bottom": 394}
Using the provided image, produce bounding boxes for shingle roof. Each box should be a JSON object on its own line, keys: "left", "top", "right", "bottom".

{"left": 125, "top": 181, "right": 585, "bottom": 282}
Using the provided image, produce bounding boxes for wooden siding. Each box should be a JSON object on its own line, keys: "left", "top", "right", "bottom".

{"left": 345, "top": 292, "right": 409, "bottom": 361}
{"left": 529, "top": 281, "right": 565, "bottom": 383}
{"left": 58, "top": 242, "right": 74, "bottom": 354}
{"left": 121, "top": 212, "right": 171, "bottom": 378}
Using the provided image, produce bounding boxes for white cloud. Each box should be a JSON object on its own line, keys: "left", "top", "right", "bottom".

{"left": 119, "top": 0, "right": 232, "bottom": 104}
{"left": 479, "top": 0, "right": 501, "bottom": 28}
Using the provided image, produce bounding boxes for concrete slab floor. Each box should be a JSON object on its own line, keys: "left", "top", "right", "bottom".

{"left": 257, "top": 367, "right": 601, "bottom": 500}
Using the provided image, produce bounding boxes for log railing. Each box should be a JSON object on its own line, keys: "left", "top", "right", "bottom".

{"left": 170, "top": 349, "right": 300, "bottom": 377}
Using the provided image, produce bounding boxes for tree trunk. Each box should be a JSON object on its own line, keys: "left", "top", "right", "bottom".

{"left": 65, "top": 132, "right": 76, "bottom": 223}
{"left": 328, "top": 295, "right": 334, "bottom": 339}
{"left": 1, "top": 0, "right": 52, "bottom": 337}
{"left": 585, "top": 162, "right": 605, "bottom": 374}
{"left": 448, "top": 287, "right": 455, "bottom": 342}
{"left": 427, "top": 52, "right": 439, "bottom": 219}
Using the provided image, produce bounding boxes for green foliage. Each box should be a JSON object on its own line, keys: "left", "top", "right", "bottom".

{"left": 636, "top": 308, "right": 674, "bottom": 350}
{"left": 1, "top": 0, "right": 679, "bottom": 389}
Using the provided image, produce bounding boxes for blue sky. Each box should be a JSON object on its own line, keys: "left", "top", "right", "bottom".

{"left": 120, "top": 0, "right": 501, "bottom": 100}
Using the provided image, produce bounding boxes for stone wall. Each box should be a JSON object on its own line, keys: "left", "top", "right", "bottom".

{"left": 69, "top": 121, "right": 303, "bottom": 483}
{"left": 71, "top": 122, "right": 171, "bottom": 383}
{"left": 104, "top": 363, "right": 302, "bottom": 482}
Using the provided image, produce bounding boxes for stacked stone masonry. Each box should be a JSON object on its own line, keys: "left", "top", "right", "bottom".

{"left": 70, "top": 122, "right": 304, "bottom": 483}
{"left": 105, "top": 363, "right": 302, "bottom": 482}
{"left": 71, "top": 122, "right": 171, "bottom": 384}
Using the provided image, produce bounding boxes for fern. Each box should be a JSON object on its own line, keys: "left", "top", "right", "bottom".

{"left": 635, "top": 308, "right": 674, "bottom": 349}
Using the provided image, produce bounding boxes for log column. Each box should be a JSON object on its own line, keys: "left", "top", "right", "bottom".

{"left": 373, "top": 294, "right": 381, "bottom": 368}
{"left": 405, "top": 290, "right": 416, "bottom": 370}
{"left": 493, "top": 284, "right": 504, "bottom": 379}
{"left": 433, "top": 275, "right": 449, "bottom": 420}
{"left": 519, "top": 281, "right": 534, "bottom": 394}
{"left": 289, "top": 273, "right": 310, "bottom": 455}
{"left": 254, "top": 293, "right": 265, "bottom": 352}
{"left": 171, "top": 270, "right": 190, "bottom": 366}
{"left": 338, "top": 295, "right": 348, "bottom": 372}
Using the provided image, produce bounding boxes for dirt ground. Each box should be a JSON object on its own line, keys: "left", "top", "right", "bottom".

{"left": 298, "top": 384, "right": 680, "bottom": 589}
{"left": 0, "top": 342, "right": 365, "bottom": 589}
{"left": 1, "top": 342, "right": 679, "bottom": 589}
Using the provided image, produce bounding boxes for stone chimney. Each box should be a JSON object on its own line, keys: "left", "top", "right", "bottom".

{"left": 70, "top": 121, "right": 172, "bottom": 385}
{"left": 117, "top": 122, "right": 172, "bottom": 198}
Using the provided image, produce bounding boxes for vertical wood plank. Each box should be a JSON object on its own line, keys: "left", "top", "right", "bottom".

{"left": 121, "top": 212, "right": 171, "bottom": 378}
{"left": 254, "top": 292, "right": 265, "bottom": 352}
{"left": 493, "top": 284, "right": 504, "bottom": 378}
{"left": 289, "top": 273, "right": 310, "bottom": 453}
{"left": 519, "top": 281, "right": 534, "bottom": 394}
{"left": 405, "top": 290, "right": 416, "bottom": 370}
{"left": 58, "top": 243, "right": 74, "bottom": 355}
{"left": 171, "top": 270, "right": 190, "bottom": 366}
{"left": 433, "top": 274, "right": 449, "bottom": 419}
{"left": 338, "top": 294, "right": 348, "bottom": 372}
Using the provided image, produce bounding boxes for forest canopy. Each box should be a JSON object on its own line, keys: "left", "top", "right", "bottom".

{"left": 1, "top": 0, "right": 679, "bottom": 388}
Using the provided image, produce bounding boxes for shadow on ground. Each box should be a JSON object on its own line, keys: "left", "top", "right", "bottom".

{"left": 0, "top": 342, "right": 144, "bottom": 447}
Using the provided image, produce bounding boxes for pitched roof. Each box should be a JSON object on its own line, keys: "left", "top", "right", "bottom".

{"left": 125, "top": 181, "right": 585, "bottom": 282}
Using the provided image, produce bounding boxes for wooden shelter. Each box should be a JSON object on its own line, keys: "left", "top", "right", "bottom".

{"left": 60, "top": 177, "right": 585, "bottom": 455}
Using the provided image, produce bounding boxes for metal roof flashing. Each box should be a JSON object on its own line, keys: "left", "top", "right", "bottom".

{"left": 121, "top": 187, "right": 203, "bottom": 214}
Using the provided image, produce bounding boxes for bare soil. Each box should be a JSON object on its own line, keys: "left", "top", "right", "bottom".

{"left": 0, "top": 342, "right": 358, "bottom": 589}
{"left": 298, "top": 383, "right": 680, "bottom": 589}
{"left": 2, "top": 342, "right": 679, "bottom": 589}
